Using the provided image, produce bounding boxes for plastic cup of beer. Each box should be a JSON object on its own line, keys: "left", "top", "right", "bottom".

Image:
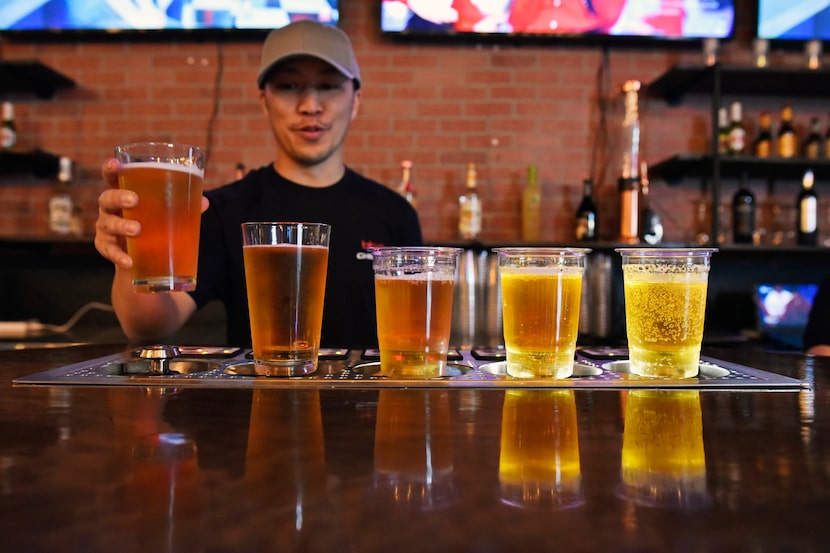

{"left": 371, "top": 246, "right": 461, "bottom": 379}
{"left": 616, "top": 248, "right": 717, "bottom": 378}
{"left": 242, "top": 222, "right": 330, "bottom": 377}
{"left": 115, "top": 142, "right": 205, "bottom": 293}
{"left": 494, "top": 247, "right": 591, "bottom": 379}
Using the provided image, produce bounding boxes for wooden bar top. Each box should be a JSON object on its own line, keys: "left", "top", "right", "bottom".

{"left": 0, "top": 344, "right": 828, "bottom": 551}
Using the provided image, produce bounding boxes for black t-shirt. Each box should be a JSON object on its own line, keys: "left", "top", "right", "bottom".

{"left": 189, "top": 165, "right": 423, "bottom": 348}
{"left": 803, "top": 274, "right": 830, "bottom": 351}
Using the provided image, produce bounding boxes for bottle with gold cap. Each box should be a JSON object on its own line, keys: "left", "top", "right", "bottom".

{"left": 1, "top": 102, "right": 17, "bottom": 150}
{"left": 777, "top": 104, "right": 797, "bottom": 158}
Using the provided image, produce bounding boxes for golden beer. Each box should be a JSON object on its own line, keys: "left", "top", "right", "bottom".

{"left": 500, "top": 267, "right": 584, "bottom": 378}
{"left": 118, "top": 158, "right": 204, "bottom": 293}
{"left": 622, "top": 267, "right": 709, "bottom": 378}
{"left": 243, "top": 243, "right": 328, "bottom": 376}
{"left": 499, "top": 390, "right": 582, "bottom": 508}
{"left": 620, "top": 390, "right": 709, "bottom": 509}
{"left": 374, "top": 274, "right": 455, "bottom": 378}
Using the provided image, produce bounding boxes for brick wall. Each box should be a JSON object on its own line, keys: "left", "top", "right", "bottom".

{"left": 0, "top": 0, "right": 815, "bottom": 243}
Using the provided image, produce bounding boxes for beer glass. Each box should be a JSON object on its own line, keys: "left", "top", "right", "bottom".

{"left": 115, "top": 142, "right": 205, "bottom": 293}
{"left": 372, "top": 247, "right": 461, "bottom": 379}
{"left": 495, "top": 248, "right": 591, "bottom": 379}
{"left": 619, "top": 390, "right": 711, "bottom": 510}
{"left": 242, "top": 222, "right": 330, "bottom": 376}
{"left": 617, "top": 248, "right": 717, "bottom": 378}
{"left": 499, "top": 390, "right": 583, "bottom": 509}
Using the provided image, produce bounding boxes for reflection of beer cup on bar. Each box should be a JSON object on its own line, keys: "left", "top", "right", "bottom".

{"left": 372, "top": 247, "right": 461, "bottom": 379}
{"left": 373, "top": 390, "right": 456, "bottom": 510}
{"left": 619, "top": 390, "right": 711, "bottom": 510}
{"left": 242, "top": 222, "right": 330, "bottom": 377}
{"left": 617, "top": 248, "right": 717, "bottom": 378}
{"left": 115, "top": 142, "right": 205, "bottom": 293}
{"left": 495, "top": 248, "right": 591, "bottom": 378}
{"left": 499, "top": 390, "right": 583, "bottom": 509}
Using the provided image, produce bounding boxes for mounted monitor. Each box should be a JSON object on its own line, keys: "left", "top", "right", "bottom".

{"left": 380, "top": 0, "right": 736, "bottom": 45}
{"left": 0, "top": 0, "right": 338, "bottom": 39}
{"left": 756, "top": 0, "right": 830, "bottom": 42}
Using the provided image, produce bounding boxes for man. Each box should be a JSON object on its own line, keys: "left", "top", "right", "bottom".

{"left": 804, "top": 275, "right": 830, "bottom": 356}
{"left": 94, "top": 20, "right": 423, "bottom": 348}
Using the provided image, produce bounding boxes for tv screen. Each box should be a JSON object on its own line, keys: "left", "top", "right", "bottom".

{"left": 0, "top": 0, "right": 338, "bottom": 37}
{"left": 381, "top": 0, "right": 735, "bottom": 42}
{"left": 757, "top": 0, "right": 830, "bottom": 41}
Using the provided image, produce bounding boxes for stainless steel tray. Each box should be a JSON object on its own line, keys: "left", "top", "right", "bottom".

{"left": 12, "top": 346, "right": 807, "bottom": 390}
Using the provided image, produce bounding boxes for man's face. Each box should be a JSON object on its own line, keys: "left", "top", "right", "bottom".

{"left": 259, "top": 57, "right": 361, "bottom": 170}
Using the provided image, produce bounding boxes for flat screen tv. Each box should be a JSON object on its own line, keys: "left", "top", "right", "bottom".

{"left": 380, "top": 0, "right": 735, "bottom": 44}
{"left": 0, "top": 0, "right": 338, "bottom": 39}
{"left": 756, "top": 0, "right": 830, "bottom": 42}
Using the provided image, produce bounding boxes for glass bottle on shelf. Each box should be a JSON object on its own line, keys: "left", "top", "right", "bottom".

{"left": 777, "top": 104, "right": 797, "bottom": 158}
{"left": 574, "top": 178, "right": 597, "bottom": 241}
{"left": 717, "top": 107, "right": 729, "bottom": 155}
{"left": 797, "top": 169, "right": 818, "bottom": 246}
{"left": 727, "top": 101, "right": 746, "bottom": 156}
{"left": 803, "top": 117, "right": 822, "bottom": 159}
{"left": 618, "top": 80, "right": 641, "bottom": 244}
{"left": 458, "top": 163, "right": 482, "bottom": 240}
{"left": 753, "top": 111, "right": 773, "bottom": 158}
{"left": 48, "top": 156, "right": 74, "bottom": 235}
{"left": 1, "top": 101, "right": 17, "bottom": 150}
{"left": 638, "top": 161, "right": 663, "bottom": 244}
{"left": 824, "top": 113, "right": 830, "bottom": 159}
{"left": 732, "top": 173, "right": 756, "bottom": 245}
{"left": 521, "top": 164, "right": 541, "bottom": 241}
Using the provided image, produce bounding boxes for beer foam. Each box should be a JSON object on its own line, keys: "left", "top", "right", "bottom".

{"left": 123, "top": 160, "right": 205, "bottom": 179}
{"left": 500, "top": 266, "right": 583, "bottom": 277}
{"left": 623, "top": 264, "right": 709, "bottom": 282}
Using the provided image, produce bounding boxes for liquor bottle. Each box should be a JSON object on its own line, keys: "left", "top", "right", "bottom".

{"left": 618, "top": 80, "right": 641, "bottom": 244}
{"left": 521, "top": 164, "right": 541, "bottom": 241}
{"left": 717, "top": 107, "right": 729, "bottom": 155}
{"left": 458, "top": 163, "right": 482, "bottom": 240}
{"left": 638, "top": 161, "right": 663, "bottom": 244}
{"left": 1, "top": 101, "right": 17, "bottom": 150}
{"left": 824, "top": 113, "right": 830, "bottom": 159}
{"left": 777, "top": 104, "right": 797, "bottom": 158}
{"left": 48, "top": 156, "right": 74, "bottom": 235}
{"left": 797, "top": 169, "right": 818, "bottom": 246}
{"left": 397, "top": 159, "right": 417, "bottom": 208}
{"left": 574, "top": 178, "right": 597, "bottom": 241}
{"left": 732, "top": 173, "right": 756, "bottom": 244}
{"left": 753, "top": 111, "right": 773, "bottom": 158}
{"left": 803, "top": 117, "right": 822, "bottom": 159}
{"left": 727, "top": 101, "right": 746, "bottom": 155}
{"left": 234, "top": 162, "right": 246, "bottom": 180}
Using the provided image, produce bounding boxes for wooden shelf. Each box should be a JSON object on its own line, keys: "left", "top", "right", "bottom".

{"left": 0, "top": 61, "right": 75, "bottom": 99}
{"left": 650, "top": 154, "right": 830, "bottom": 184}
{"left": 0, "top": 149, "right": 61, "bottom": 178}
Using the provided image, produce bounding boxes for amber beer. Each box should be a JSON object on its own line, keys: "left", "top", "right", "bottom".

{"left": 372, "top": 247, "right": 460, "bottom": 379}
{"left": 618, "top": 248, "right": 716, "bottom": 378}
{"left": 243, "top": 242, "right": 328, "bottom": 376}
{"left": 495, "top": 248, "right": 590, "bottom": 379}
{"left": 620, "top": 390, "right": 709, "bottom": 509}
{"left": 499, "top": 390, "right": 583, "bottom": 509}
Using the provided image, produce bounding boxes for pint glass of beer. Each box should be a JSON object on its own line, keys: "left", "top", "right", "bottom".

{"left": 495, "top": 248, "right": 591, "bottom": 379}
{"left": 115, "top": 142, "right": 205, "bottom": 293}
{"left": 242, "top": 222, "right": 330, "bottom": 376}
{"left": 617, "top": 248, "right": 717, "bottom": 378}
{"left": 372, "top": 247, "right": 461, "bottom": 379}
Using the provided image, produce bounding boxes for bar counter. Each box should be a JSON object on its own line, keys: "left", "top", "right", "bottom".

{"left": 1, "top": 344, "right": 828, "bottom": 552}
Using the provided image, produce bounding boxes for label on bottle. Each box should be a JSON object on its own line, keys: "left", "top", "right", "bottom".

{"left": 575, "top": 212, "right": 596, "bottom": 241}
{"left": 0, "top": 124, "right": 16, "bottom": 150}
{"left": 49, "top": 194, "right": 74, "bottom": 235}
{"left": 800, "top": 196, "right": 818, "bottom": 233}
{"left": 778, "top": 133, "right": 796, "bottom": 158}
{"left": 459, "top": 196, "right": 482, "bottom": 239}
{"left": 734, "top": 203, "right": 755, "bottom": 242}
{"left": 728, "top": 127, "right": 746, "bottom": 155}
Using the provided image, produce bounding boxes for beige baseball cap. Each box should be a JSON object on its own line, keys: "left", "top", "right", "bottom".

{"left": 257, "top": 20, "right": 361, "bottom": 90}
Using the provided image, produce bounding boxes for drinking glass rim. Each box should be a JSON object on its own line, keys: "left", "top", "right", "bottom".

{"left": 494, "top": 247, "right": 592, "bottom": 256}
{"left": 369, "top": 246, "right": 463, "bottom": 256}
{"left": 615, "top": 247, "right": 718, "bottom": 257}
